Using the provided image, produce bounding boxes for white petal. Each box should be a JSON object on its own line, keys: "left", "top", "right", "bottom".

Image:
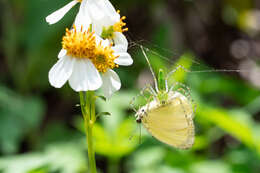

{"left": 112, "top": 45, "right": 126, "bottom": 52}
{"left": 88, "top": 0, "right": 119, "bottom": 26}
{"left": 87, "top": 1, "right": 107, "bottom": 23}
{"left": 68, "top": 59, "right": 102, "bottom": 91}
{"left": 101, "top": 39, "right": 110, "bottom": 47}
{"left": 46, "top": 0, "right": 78, "bottom": 25}
{"left": 99, "top": 0, "right": 120, "bottom": 22}
{"left": 58, "top": 49, "right": 67, "bottom": 59}
{"left": 92, "top": 21, "right": 104, "bottom": 35}
{"left": 101, "top": 69, "right": 121, "bottom": 98}
{"left": 113, "top": 32, "right": 128, "bottom": 50}
{"left": 114, "top": 52, "right": 133, "bottom": 66}
{"left": 74, "top": 0, "right": 91, "bottom": 31}
{"left": 95, "top": 34, "right": 103, "bottom": 44}
{"left": 48, "top": 56, "right": 75, "bottom": 88}
{"left": 95, "top": 35, "right": 110, "bottom": 47}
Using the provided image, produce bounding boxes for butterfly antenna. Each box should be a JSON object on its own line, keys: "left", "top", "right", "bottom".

{"left": 140, "top": 45, "right": 159, "bottom": 92}
{"left": 139, "top": 123, "right": 142, "bottom": 144}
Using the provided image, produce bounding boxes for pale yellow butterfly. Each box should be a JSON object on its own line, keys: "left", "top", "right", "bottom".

{"left": 131, "top": 46, "right": 195, "bottom": 149}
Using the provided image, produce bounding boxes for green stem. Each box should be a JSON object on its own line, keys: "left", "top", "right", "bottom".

{"left": 80, "top": 91, "right": 97, "bottom": 173}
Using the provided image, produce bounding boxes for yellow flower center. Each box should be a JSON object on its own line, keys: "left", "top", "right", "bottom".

{"left": 62, "top": 25, "right": 119, "bottom": 73}
{"left": 113, "top": 10, "right": 128, "bottom": 33}
{"left": 77, "top": 0, "right": 82, "bottom": 2}
{"left": 101, "top": 10, "right": 128, "bottom": 40}
{"left": 92, "top": 43, "right": 119, "bottom": 73}
{"left": 62, "top": 25, "right": 96, "bottom": 59}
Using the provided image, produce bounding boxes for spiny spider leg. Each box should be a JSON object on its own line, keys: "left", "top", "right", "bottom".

{"left": 130, "top": 84, "right": 157, "bottom": 115}
{"left": 165, "top": 65, "right": 196, "bottom": 116}
{"left": 170, "top": 82, "right": 191, "bottom": 100}
{"left": 165, "top": 65, "right": 190, "bottom": 92}
{"left": 169, "top": 82, "right": 197, "bottom": 118}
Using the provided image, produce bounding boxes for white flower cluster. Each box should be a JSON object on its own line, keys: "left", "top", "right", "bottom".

{"left": 46, "top": 0, "right": 133, "bottom": 98}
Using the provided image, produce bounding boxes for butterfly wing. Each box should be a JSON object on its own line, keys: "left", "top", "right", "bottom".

{"left": 142, "top": 92, "right": 194, "bottom": 149}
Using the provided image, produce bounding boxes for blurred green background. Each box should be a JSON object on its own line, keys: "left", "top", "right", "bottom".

{"left": 1, "top": 0, "right": 260, "bottom": 172}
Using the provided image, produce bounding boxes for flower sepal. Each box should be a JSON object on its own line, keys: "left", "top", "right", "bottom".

{"left": 96, "top": 95, "right": 107, "bottom": 101}
{"left": 96, "top": 112, "right": 111, "bottom": 120}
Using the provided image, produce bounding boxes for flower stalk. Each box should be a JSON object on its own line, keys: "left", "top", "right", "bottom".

{"left": 80, "top": 91, "right": 97, "bottom": 173}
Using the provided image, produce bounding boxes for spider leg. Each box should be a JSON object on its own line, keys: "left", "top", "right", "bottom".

{"left": 130, "top": 84, "right": 157, "bottom": 116}
{"left": 165, "top": 65, "right": 190, "bottom": 92}
{"left": 165, "top": 65, "right": 197, "bottom": 117}
{"left": 169, "top": 82, "right": 191, "bottom": 101}
{"left": 169, "top": 82, "right": 197, "bottom": 118}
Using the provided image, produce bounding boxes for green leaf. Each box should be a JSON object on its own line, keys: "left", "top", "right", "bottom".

{"left": 96, "top": 95, "right": 107, "bottom": 101}
{"left": 0, "top": 142, "right": 87, "bottom": 173}
{"left": 76, "top": 91, "right": 139, "bottom": 159}
{"left": 92, "top": 118, "right": 138, "bottom": 159}
{"left": 96, "top": 112, "right": 111, "bottom": 119}
{"left": 0, "top": 85, "right": 45, "bottom": 154}
{"left": 190, "top": 160, "right": 232, "bottom": 173}
{"left": 197, "top": 104, "right": 255, "bottom": 149}
{"left": 169, "top": 53, "right": 193, "bottom": 84}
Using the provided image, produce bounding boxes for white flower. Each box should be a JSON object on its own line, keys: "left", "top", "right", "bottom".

{"left": 86, "top": 0, "right": 120, "bottom": 33}
{"left": 74, "top": 0, "right": 91, "bottom": 31}
{"left": 49, "top": 55, "right": 102, "bottom": 91}
{"left": 101, "top": 69, "right": 121, "bottom": 99}
{"left": 46, "top": 0, "right": 85, "bottom": 25}
{"left": 49, "top": 26, "right": 133, "bottom": 98}
{"left": 95, "top": 36, "right": 133, "bottom": 98}
{"left": 49, "top": 27, "right": 102, "bottom": 91}
{"left": 77, "top": 0, "right": 129, "bottom": 48}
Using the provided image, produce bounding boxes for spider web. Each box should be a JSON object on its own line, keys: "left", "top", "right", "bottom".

{"left": 126, "top": 32, "right": 260, "bottom": 117}
{"left": 128, "top": 36, "right": 251, "bottom": 74}
{"left": 125, "top": 31, "right": 260, "bottom": 88}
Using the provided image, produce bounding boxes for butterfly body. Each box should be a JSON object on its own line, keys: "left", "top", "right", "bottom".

{"left": 136, "top": 91, "right": 194, "bottom": 149}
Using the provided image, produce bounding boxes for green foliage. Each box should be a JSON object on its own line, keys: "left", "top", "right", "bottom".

{"left": 190, "top": 161, "right": 232, "bottom": 173}
{"left": 0, "top": 85, "right": 45, "bottom": 154}
{"left": 76, "top": 92, "right": 139, "bottom": 160}
{"left": 173, "top": 55, "right": 260, "bottom": 154}
{"left": 1, "top": 0, "right": 260, "bottom": 172}
{"left": 0, "top": 142, "right": 87, "bottom": 173}
{"left": 169, "top": 53, "right": 194, "bottom": 83}
{"left": 129, "top": 147, "right": 168, "bottom": 173}
{"left": 197, "top": 105, "right": 255, "bottom": 149}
